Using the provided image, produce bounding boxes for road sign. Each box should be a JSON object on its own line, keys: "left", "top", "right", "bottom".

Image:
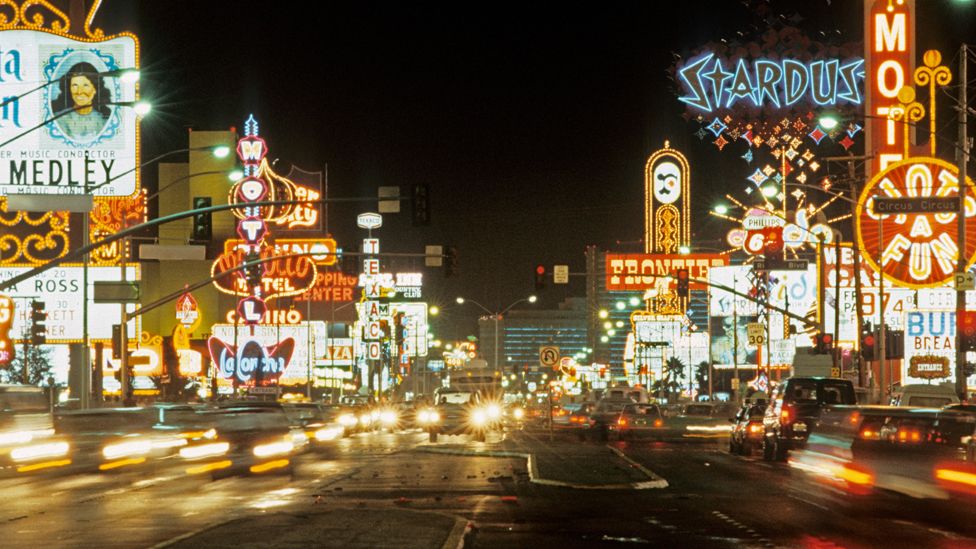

{"left": 873, "top": 196, "right": 960, "bottom": 214}
{"left": 553, "top": 265, "right": 569, "bottom": 284}
{"left": 831, "top": 367, "right": 841, "bottom": 377}
{"left": 746, "top": 322, "right": 765, "bottom": 347}
{"left": 539, "top": 346, "right": 560, "bottom": 368}
{"left": 955, "top": 272, "right": 976, "bottom": 292}
{"left": 93, "top": 281, "right": 140, "bottom": 303}
{"left": 752, "top": 258, "right": 808, "bottom": 271}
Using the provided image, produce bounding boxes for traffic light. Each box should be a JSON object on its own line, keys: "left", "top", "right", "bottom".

{"left": 340, "top": 244, "right": 359, "bottom": 276}
{"left": 960, "top": 311, "right": 976, "bottom": 351}
{"left": 813, "top": 333, "right": 833, "bottom": 354}
{"left": 191, "top": 196, "right": 212, "bottom": 242}
{"left": 394, "top": 313, "right": 405, "bottom": 348}
{"left": 860, "top": 330, "right": 877, "bottom": 361}
{"left": 885, "top": 329, "right": 904, "bottom": 360}
{"left": 242, "top": 250, "right": 264, "bottom": 288}
{"left": 29, "top": 301, "right": 46, "bottom": 345}
{"left": 534, "top": 264, "right": 546, "bottom": 291}
{"left": 444, "top": 247, "right": 458, "bottom": 278}
{"left": 411, "top": 184, "right": 430, "bottom": 226}
{"left": 763, "top": 227, "right": 784, "bottom": 261}
{"left": 112, "top": 324, "right": 123, "bottom": 359}
{"left": 675, "top": 269, "right": 689, "bottom": 298}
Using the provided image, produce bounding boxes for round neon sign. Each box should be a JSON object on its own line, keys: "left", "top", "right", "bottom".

{"left": 855, "top": 157, "right": 976, "bottom": 288}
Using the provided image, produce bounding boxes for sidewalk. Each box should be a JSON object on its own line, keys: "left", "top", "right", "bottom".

{"left": 158, "top": 507, "right": 467, "bottom": 549}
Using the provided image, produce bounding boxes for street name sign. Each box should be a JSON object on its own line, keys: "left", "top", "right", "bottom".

{"left": 752, "top": 258, "right": 808, "bottom": 271}
{"left": 872, "top": 196, "right": 960, "bottom": 215}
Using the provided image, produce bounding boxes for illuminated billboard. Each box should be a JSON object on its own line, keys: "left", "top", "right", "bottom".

{"left": 0, "top": 30, "right": 139, "bottom": 197}
{"left": 0, "top": 265, "right": 138, "bottom": 341}
{"left": 210, "top": 322, "right": 326, "bottom": 386}
{"left": 606, "top": 253, "right": 729, "bottom": 291}
{"left": 855, "top": 157, "right": 976, "bottom": 288}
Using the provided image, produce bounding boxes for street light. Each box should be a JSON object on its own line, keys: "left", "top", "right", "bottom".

{"left": 455, "top": 295, "right": 538, "bottom": 372}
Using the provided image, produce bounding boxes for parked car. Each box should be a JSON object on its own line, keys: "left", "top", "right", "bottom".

{"left": 729, "top": 401, "right": 768, "bottom": 455}
{"left": 762, "top": 376, "right": 857, "bottom": 461}
{"left": 608, "top": 403, "right": 667, "bottom": 440}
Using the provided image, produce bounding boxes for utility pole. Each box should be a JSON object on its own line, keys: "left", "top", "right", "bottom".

{"left": 956, "top": 44, "right": 970, "bottom": 401}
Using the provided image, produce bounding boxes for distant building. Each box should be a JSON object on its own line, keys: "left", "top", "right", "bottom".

{"left": 477, "top": 298, "right": 588, "bottom": 377}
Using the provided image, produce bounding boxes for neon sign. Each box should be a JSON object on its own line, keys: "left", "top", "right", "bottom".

{"left": 0, "top": 295, "right": 11, "bottom": 365}
{"left": 865, "top": 0, "right": 915, "bottom": 176}
{"left": 223, "top": 238, "right": 337, "bottom": 266}
{"left": 677, "top": 53, "right": 864, "bottom": 113}
{"left": 208, "top": 336, "right": 295, "bottom": 385}
{"left": 856, "top": 157, "right": 976, "bottom": 288}
{"left": 605, "top": 253, "right": 729, "bottom": 291}
{"left": 212, "top": 243, "right": 318, "bottom": 298}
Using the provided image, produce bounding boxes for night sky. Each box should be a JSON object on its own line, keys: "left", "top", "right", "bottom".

{"left": 96, "top": 1, "right": 975, "bottom": 335}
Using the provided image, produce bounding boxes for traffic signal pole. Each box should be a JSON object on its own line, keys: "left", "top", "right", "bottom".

{"left": 956, "top": 44, "right": 969, "bottom": 402}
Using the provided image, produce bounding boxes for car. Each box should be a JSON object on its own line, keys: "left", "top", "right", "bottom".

{"left": 421, "top": 388, "right": 501, "bottom": 443}
{"left": 54, "top": 407, "right": 161, "bottom": 473}
{"left": 587, "top": 398, "right": 635, "bottom": 441}
{"left": 666, "top": 402, "right": 737, "bottom": 439}
{"left": 762, "top": 376, "right": 857, "bottom": 462}
{"left": 891, "top": 383, "right": 959, "bottom": 407}
{"left": 790, "top": 405, "right": 976, "bottom": 502}
{"left": 728, "top": 401, "right": 768, "bottom": 455}
{"left": 608, "top": 403, "right": 667, "bottom": 440}
{"left": 282, "top": 402, "right": 345, "bottom": 446}
{"left": 179, "top": 401, "right": 296, "bottom": 478}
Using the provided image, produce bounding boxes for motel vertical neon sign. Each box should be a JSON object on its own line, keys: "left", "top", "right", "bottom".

{"left": 865, "top": 0, "right": 916, "bottom": 177}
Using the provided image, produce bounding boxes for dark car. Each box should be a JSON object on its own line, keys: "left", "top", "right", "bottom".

{"left": 608, "top": 403, "right": 667, "bottom": 440}
{"left": 54, "top": 407, "right": 159, "bottom": 473}
{"left": 588, "top": 399, "right": 635, "bottom": 441}
{"left": 762, "top": 376, "right": 857, "bottom": 461}
{"left": 282, "top": 402, "right": 344, "bottom": 446}
{"left": 729, "top": 401, "right": 768, "bottom": 455}
{"left": 179, "top": 401, "right": 296, "bottom": 478}
{"left": 790, "top": 406, "right": 976, "bottom": 502}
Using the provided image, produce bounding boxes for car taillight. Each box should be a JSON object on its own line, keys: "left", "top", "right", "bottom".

{"left": 617, "top": 417, "right": 628, "bottom": 427}
{"left": 780, "top": 405, "right": 794, "bottom": 424}
{"left": 748, "top": 423, "right": 763, "bottom": 434}
{"left": 653, "top": 419, "right": 663, "bottom": 428}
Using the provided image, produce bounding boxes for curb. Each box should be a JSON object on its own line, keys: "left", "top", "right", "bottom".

{"left": 413, "top": 446, "right": 668, "bottom": 490}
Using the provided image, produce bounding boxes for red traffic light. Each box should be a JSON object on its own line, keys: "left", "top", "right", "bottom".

{"left": 536, "top": 265, "right": 545, "bottom": 275}
{"left": 863, "top": 334, "right": 875, "bottom": 348}
{"left": 821, "top": 333, "right": 833, "bottom": 346}
{"left": 675, "top": 269, "right": 689, "bottom": 281}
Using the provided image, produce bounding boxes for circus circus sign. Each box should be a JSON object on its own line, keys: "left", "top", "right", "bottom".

{"left": 856, "top": 157, "right": 976, "bottom": 288}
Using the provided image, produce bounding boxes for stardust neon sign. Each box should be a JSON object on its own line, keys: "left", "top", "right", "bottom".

{"left": 677, "top": 53, "right": 864, "bottom": 113}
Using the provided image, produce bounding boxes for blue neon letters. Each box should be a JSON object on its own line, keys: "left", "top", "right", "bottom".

{"left": 678, "top": 53, "right": 864, "bottom": 112}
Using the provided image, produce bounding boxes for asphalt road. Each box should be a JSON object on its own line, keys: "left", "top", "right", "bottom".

{"left": 1, "top": 428, "right": 975, "bottom": 548}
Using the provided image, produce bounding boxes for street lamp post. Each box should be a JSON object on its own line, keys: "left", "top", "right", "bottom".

{"left": 456, "top": 295, "right": 537, "bottom": 372}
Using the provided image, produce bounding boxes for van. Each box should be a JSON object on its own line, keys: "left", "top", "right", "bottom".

{"left": 603, "top": 385, "right": 649, "bottom": 404}
{"left": 762, "top": 376, "right": 857, "bottom": 461}
{"left": 891, "top": 383, "right": 959, "bottom": 408}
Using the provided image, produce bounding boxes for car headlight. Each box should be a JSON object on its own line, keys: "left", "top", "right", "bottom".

{"left": 486, "top": 404, "right": 502, "bottom": 420}
{"left": 470, "top": 409, "right": 487, "bottom": 426}
{"left": 513, "top": 408, "right": 525, "bottom": 420}
{"left": 179, "top": 441, "right": 230, "bottom": 459}
{"left": 291, "top": 431, "right": 309, "bottom": 446}
{"left": 11, "top": 441, "right": 70, "bottom": 462}
{"left": 314, "top": 427, "right": 342, "bottom": 442}
{"left": 253, "top": 439, "right": 294, "bottom": 458}
{"left": 338, "top": 414, "right": 358, "bottom": 427}
{"left": 418, "top": 409, "right": 440, "bottom": 424}
{"left": 102, "top": 439, "right": 152, "bottom": 460}
{"left": 380, "top": 410, "right": 398, "bottom": 425}
{"left": 359, "top": 414, "right": 372, "bottom": 426}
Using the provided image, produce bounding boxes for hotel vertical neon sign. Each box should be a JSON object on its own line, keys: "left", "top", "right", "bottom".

{"left": 865, "top": 0, "right": 916, "bottom": 177}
